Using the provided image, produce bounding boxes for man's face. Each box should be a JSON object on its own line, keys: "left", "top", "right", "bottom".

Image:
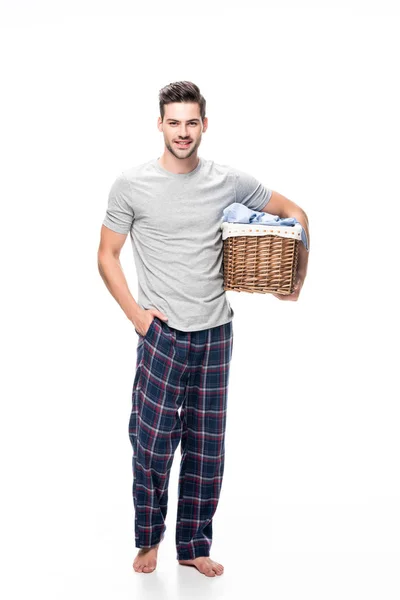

{"left": 157, "top": 102, "right": 208, "bottom": 159}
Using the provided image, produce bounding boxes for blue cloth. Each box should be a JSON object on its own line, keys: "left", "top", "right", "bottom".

{"left": 222, "top": 202, "right": 309, "bottom": 251}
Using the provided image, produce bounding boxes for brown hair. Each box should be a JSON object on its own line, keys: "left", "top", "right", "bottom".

{"left": 159, "top": 81, "right": 206, "bottom": 122}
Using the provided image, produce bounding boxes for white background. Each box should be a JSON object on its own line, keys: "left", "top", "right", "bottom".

{"left": 1, "top": 1, "right": 399, "bottom": 598}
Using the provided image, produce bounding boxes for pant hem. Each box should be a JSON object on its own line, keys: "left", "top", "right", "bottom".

{"left": 177, "top": 547, "right": 211, "bottom": 560}
{"left": 135, "top": 529, "right": 165, "bottom": 549}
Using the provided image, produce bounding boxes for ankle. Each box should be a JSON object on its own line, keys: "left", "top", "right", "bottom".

{"left": 139, "top": 543, "right": 159, "bottom": 551}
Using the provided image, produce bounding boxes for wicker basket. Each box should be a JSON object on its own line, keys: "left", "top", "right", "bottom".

{"left": 221, "top": 222, "right": 302, "bottom": 295}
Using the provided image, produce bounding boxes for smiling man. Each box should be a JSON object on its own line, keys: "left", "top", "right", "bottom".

{"left": 97, "top": 81, "right": 310, "bottom": 577}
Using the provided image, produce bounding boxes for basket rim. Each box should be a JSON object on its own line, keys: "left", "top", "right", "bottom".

{"left": 220, "top": 221, "right": 303, "bottom": 241}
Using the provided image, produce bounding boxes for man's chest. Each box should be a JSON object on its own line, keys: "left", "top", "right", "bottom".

{"left": 134, "top": 182, "right": 235, "bottom": 236}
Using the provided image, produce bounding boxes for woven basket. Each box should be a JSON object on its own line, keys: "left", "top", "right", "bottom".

{"left": 221, "top": 222, "right": 302, "bottom": 294}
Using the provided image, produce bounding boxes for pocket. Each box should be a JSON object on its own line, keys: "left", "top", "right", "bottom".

{"left": 135, "top": 317, "right": 157, "bottom": 340}
{"left": 144, "top": 318, "right": 157, "bottom": 339}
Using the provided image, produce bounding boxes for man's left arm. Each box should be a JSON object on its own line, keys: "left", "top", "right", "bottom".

{"left": 261, "top": 190, "right": 310, "bottom": 301}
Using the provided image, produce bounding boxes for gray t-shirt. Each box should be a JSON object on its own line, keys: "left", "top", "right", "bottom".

{"left": 103, "top": 156, "right": 272, "bottom": 332}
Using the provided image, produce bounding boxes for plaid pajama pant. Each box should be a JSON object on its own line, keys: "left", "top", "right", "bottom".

{"left": 129, "top": 315, "right": 233, "bottom": 560}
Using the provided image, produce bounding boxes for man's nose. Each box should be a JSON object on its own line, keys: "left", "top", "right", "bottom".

{"left": 178, "top": 126, "right": 189, "bottom": 138}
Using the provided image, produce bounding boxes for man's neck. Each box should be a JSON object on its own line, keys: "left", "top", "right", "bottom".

{"left": 157, "top": 153, "right": 200, "bottom": 175}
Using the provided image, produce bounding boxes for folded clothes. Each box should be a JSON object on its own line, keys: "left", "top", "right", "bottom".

{"left": 222, "top": 202, "right": 309, "bottom": 251}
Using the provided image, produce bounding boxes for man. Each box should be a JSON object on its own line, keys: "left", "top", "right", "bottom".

{"left": 97, "top": 81, "right": 310, "bottom": 577}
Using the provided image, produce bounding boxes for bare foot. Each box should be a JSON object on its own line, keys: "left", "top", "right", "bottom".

{"left": 133, "top": 543, "right": 159, "bottom": 573}
{"left": 178, "top": 557, "right": 224, "bottom": 576}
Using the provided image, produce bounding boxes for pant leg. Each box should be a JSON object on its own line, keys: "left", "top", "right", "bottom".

{"left": 175, "top": 320, "right": 234, "bottom": 560}
{"left": 128, "top": 317, "right": 188, "bottom": 548}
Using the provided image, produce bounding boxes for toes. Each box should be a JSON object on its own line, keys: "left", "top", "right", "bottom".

{"left": 134, "top": 563, "right": 156, "bottom": 573}
{"left": 212, "top": 562, "right": 224, "bottom": 575}
{"left": 178, "top": 557, "right": 223, "bottom": 577}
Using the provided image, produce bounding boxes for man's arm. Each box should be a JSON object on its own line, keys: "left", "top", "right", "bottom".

{"left": 97, "top": 225, "right": 142, "bottom": 324}
{"left": 261, "top": 190, "right": 310, "bottom": 300}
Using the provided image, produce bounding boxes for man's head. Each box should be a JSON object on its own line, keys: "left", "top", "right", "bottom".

{"left": 158, "top": 81, "right": 208, "bottom": 160}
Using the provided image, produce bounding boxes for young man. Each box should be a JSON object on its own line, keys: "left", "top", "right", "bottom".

{"left": 97, "top": 81, "right": 310, "bottom": 577}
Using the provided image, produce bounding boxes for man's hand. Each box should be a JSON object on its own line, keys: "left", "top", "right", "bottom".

{"left": 133, "top": 308, "right": 168, "bottom": 336}
{"left": 272, "top": 271, "right": 305, "bottom": 301}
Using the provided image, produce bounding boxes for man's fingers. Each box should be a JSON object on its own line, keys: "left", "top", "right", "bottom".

{"left": 272, "top": 290, "right": 299, "bottom": 301}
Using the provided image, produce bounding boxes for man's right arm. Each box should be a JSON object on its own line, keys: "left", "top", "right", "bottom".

{"left": 97, "top": 224, "right": 141, "bottom": 325}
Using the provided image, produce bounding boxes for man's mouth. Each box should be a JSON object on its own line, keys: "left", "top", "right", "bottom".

{"left": 175, "top": 141, "right": 192, "bottom": 148}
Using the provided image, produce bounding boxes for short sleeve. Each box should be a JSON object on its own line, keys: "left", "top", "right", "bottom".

{"left": 233, "top": 168, "right": 272, "bottom": 212}
{"left": 103, "top": 174, "right": 135, "bottom": 234}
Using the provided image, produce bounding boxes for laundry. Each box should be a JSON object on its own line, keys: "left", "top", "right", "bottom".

{"left": 222, "top": 202, "right": 309, "bottom": 251}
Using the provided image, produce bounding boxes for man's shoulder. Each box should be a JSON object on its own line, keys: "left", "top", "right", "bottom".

{"left": 203, "top": 157, "right": 236, "bottom": 178}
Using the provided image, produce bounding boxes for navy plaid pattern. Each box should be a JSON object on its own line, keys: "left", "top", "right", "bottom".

{"left": 129, "top": 316, "right": 233, "bottom": 560}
